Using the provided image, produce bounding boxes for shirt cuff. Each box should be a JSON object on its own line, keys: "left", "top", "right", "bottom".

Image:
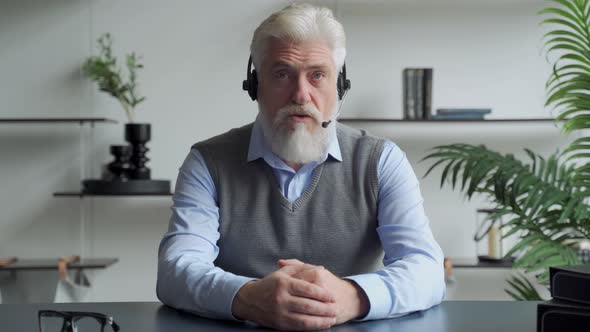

{"left": 218, "top": 275, "right": 258, "bottom": 321}
{"left": 345, "top": 273, "right": 393, "bottom": 321}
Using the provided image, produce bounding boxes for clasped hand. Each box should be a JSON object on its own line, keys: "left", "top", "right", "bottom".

{"left": 231, "top": 259, "right": 368, "bottom": 330}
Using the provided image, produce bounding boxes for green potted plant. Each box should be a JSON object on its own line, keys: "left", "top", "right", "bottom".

{"left": 423, "top": 0, "right": 590, "bottom": 300}
{"left": 83, "top": 33, "right": 145, "bottom": 123}
{"left": 83, "top": 33, "right": 151, "bottom": 180}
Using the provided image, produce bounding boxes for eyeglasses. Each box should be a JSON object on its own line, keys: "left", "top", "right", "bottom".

{"left": 38, "top": 310, "right": 120, "bottom": 332}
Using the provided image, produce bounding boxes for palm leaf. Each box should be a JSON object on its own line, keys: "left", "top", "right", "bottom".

{"left": 505, "top": 274, "right": 544, "bottom": 301}
{"left": 424, "top": 0, "right": 590, "bottom": 302}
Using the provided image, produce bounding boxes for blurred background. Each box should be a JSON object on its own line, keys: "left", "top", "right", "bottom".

{"left": 0, "top": 0, "right": 567, "bottom": 303}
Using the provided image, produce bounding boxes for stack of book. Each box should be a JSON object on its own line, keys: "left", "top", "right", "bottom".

{"left": 432, "top": 108, "right": 491, "bottom": 120}
{"left": 537, "top": 264, "right": 590, "bottom": 332}
{"left": 402, "top": 68, "right": 433, "bottom": 120}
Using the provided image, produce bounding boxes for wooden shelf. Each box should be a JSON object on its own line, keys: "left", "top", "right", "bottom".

{"left": 53, "top": 192, "right": 173, "bottom": 197}
{"left": 0, "top": 117, "right": 117, "bottom": 124}
{"left": 450, "top": 257, "right": 514, "bottom": 269}
{"left": 0, "top": 258, "right": 118, "bottom": 271}
{"left": 334, "top": 0, "right": 540, "bottom": 4}
{"left": 339, "top": 118, "right": 559, "bottom": 123}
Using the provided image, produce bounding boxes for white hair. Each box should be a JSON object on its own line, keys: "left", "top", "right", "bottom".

{"left": 250, "top": 3, "right": 346, "bottom": 72}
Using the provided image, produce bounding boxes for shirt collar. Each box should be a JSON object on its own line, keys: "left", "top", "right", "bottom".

{"left": 247, "top": 115, "right": 343, "bottom": 164}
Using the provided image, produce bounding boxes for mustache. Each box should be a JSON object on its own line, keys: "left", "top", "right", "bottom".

{"left": 274, "top": 104, "right": 322, "bottom": 125}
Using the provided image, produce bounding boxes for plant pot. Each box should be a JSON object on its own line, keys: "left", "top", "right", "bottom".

{"left": 125, "top": 123, "right": 151, "bottom": 180}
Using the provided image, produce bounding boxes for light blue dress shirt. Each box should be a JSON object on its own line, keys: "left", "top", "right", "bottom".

{"left": 157, "top": 118, "right": 445, "bottom": 321}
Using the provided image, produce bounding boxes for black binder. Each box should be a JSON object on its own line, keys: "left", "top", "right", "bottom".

{"left": 537, "top": 299, "right": 590, "bottom": 332}
{"left": 550, "top": 264, "right": 590, "bottom": 305}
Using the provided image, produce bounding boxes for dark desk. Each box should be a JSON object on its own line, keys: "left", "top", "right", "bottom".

{"left": 0, "top": 301, "right": 538, "bottom": 331}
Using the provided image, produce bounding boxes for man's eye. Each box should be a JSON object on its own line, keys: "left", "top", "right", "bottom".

{"left": 274, "top": 71, "right": 289, "bottom": 79}
{"left": 311, "top": 72, "right": 325, "bottom": 80}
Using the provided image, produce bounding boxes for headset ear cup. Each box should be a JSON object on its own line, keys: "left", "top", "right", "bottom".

{"left": 243, "top": 56, "right": 258, "bottom": 101}
{"left": 337, "top": 72, "right": 344, "bottom": 100}
{"left": 250, "top": 69, "right": 258, "bottom": 101}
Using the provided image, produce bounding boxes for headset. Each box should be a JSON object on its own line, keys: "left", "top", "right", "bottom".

{"left": 242, "top": 55, "right": 351, "bottom": 101}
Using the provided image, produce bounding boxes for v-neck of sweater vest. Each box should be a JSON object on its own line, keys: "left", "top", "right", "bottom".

{"left": 262, "top": 161, "right": 326, "bottom": 213}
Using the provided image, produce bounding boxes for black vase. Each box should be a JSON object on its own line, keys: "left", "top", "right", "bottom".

{"left": 106, "top": 145, "right": 132, "bottom": 181}
{"left": 125, "top": 123, "right": 151, "bottom": 180}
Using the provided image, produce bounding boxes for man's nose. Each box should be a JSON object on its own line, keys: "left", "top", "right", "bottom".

{"left": 291, "top": 75, "right": 312, "bottom": 105}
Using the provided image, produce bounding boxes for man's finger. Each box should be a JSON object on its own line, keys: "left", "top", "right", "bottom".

{"left": 287, "top": 297, "right": 337, "bottom": 317}
{"left": 289, "top": 277, "right": 335, "bottom": 303}
{"left": 292, "top": 267, "right": 321, "bottom": 284}
{"left": 283, "top": 312, "right": 336, "bottom": 331}
{"left": 279, "top": 263, "right": 322, "bottom": 277}
{"left": 278, "top": 258, "right": 305, "bottom": 267}
{"left": 279, "top": 264, "right": 309, "bottom": 276}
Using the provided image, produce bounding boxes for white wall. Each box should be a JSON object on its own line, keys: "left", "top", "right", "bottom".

{"left": 0, "top": 0, "right": 568, "bottom": 302}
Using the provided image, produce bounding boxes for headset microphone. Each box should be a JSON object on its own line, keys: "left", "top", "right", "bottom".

{"left": 321, "top": 89, "right": 349, "bottom": 128}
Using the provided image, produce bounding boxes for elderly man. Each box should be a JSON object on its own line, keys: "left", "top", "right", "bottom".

{"left": 157, "top": 3, "right": 445, "bottom": 330}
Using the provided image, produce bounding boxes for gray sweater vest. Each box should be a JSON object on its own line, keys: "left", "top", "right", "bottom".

{"left": 192, "top": 123, "right": 385, "bottom": 278}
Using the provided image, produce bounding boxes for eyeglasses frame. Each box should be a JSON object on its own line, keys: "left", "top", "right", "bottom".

{"left": 38, "top": 310, "right": 120, "bottom": 332}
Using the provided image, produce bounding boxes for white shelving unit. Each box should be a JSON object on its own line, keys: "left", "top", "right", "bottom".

{"left": 0, "top": 118, "right": 121, "bottom": 303}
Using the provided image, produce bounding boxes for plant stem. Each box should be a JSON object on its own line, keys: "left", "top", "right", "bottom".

{"left": 118, "top": 96, "right": 134, "bottom": 123}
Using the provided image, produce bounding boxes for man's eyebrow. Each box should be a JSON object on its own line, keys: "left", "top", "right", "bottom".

{"left": 306, "top": 64, "right": 330, "bottom": 71}
{"left": 270, "top": 62, "right": 292, "bottom": 70}
{"left": 269, "top": 62, "right": 331, "bottom": 71}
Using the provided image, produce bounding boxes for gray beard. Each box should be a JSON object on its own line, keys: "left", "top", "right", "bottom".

{"left": 258, "top": 105, "right": 336, "bottom": 165}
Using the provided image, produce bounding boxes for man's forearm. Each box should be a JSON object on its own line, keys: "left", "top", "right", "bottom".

{"left": 231, "top": 280, "right": 255, "bottom": 320}
{"left": 347, "top": 254, "right": 445, "bottom": 320}
{"left": 156, "top": 244, "right": 255, "bottom": 320}
{"left": 343, "top": 279, "right": 370, "bottom": 320}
